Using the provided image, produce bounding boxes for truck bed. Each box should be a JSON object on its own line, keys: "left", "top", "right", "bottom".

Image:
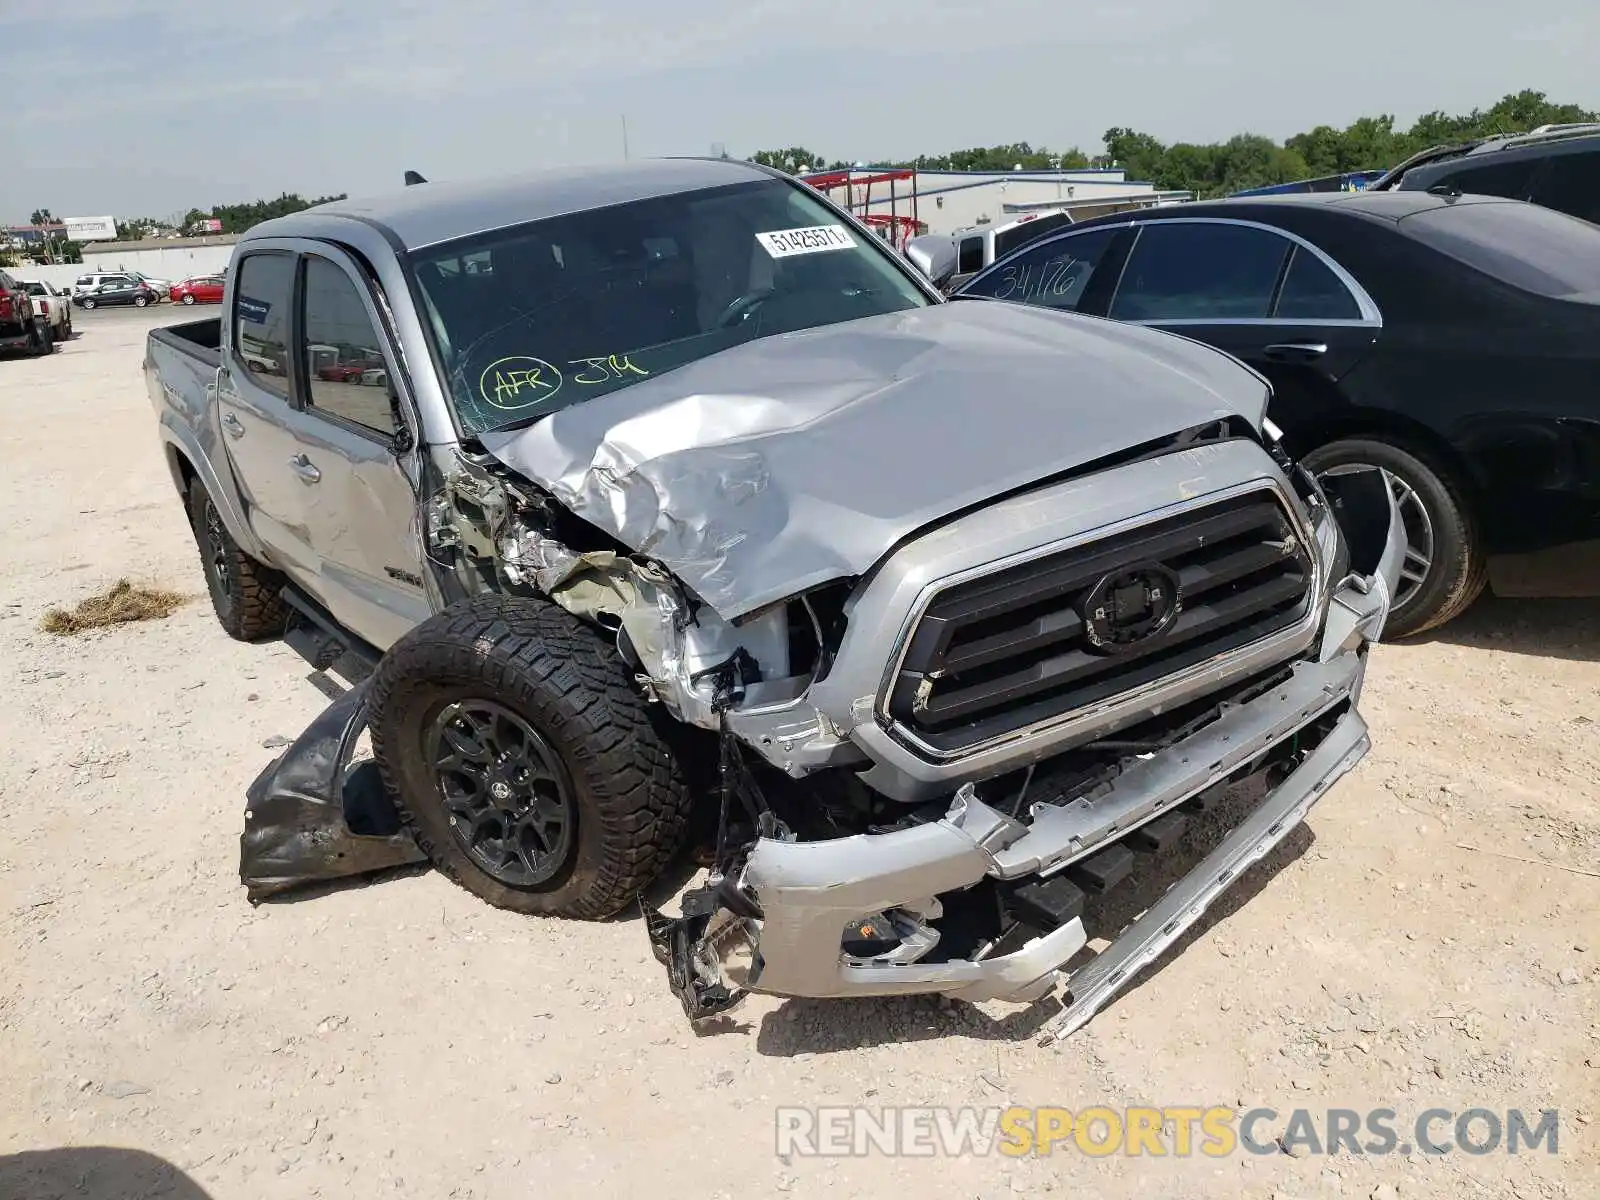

{"left": 149, "top": 317, "right": 222, "bottom": 369}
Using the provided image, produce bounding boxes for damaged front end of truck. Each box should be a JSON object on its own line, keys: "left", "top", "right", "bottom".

{"left": 625, "top": 439, "right": 1404, "bottom": 1040}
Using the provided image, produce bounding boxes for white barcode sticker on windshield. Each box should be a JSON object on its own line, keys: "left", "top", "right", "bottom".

{"left": 756, "top": 224, "right": 856, "bottom": 258}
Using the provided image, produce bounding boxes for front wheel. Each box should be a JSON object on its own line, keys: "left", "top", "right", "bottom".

{"left": 181, "top": 293, "right": 195, "bottom": 305}
{"left": 368, "top": 594, "right": 693, "bottom": 919}
{"left": 1305, "top": 437, "right": 1484, "bottom": 637}
{"left": 80, "top": 297, "right": 96, "bottom": 310}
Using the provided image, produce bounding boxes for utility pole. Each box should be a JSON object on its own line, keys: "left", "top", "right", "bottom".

{"left": 622, "top": 116, "right": 630, "bottom": 160}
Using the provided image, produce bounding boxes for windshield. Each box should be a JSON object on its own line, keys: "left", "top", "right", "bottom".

{"left": 411, "top": 178, "right": 932, "bottom": 435}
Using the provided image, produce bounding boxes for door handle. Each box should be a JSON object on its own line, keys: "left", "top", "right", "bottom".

{"left": 289, "top": 454, "right": 322, "bottom": 484}
{"left": 1264, "top": 342, "right": 1328, "bottom": 361}
{"left": 221, "top": 412, "right": 245, "bottom": 438}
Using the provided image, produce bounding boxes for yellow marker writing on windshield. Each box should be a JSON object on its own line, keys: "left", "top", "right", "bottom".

{"left": 479, "top": 355, "right": 563, "bottom": 410}
{"left": 570, "top": 353, "right": 651, "bottom": 385}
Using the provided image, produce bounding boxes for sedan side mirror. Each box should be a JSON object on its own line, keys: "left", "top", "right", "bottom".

{"left": 905, "top": 234, "right": 958, "bottom": 291}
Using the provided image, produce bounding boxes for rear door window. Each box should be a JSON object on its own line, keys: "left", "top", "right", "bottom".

{"left": 1401, "top": 199, "right": 1600, "bottom": 300}
{"left": 1110, "top": 222, "right": 1291, "bottom": 320}
{"left": 959, "top": 227, "right": 1120, "bottom": 311}
{"left": 1529, "top": 149, "right": 1600, "bottom": 226}
{"left": 232, "top": 252, "right": 295, "bottom": 397}
{"left": 1272, "top": 246, "right": 1363, "bottom": 320}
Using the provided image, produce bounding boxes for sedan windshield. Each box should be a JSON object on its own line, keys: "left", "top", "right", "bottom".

{"left": 410, "top": 178, "right": 932, "bottom": 435}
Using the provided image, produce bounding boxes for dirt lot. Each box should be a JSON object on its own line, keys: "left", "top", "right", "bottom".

{"left": 1, "top": 306, "right": 1595, "bottom": 1199}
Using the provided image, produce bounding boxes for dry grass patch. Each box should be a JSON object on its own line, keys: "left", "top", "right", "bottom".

{"left": 41, "top": 579, "right": 189, "bottom": 635}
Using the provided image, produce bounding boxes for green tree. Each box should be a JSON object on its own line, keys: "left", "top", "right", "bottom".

{"left": 749, "top": 148, "right": 827, "bottom": 173}
{"left": 1099, "top": 127, "right": 1169, "bottom": 181}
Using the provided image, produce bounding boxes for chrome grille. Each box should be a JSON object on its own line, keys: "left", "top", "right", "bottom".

{"left": 886, "top": 490, "right": 1315, "bottom": 754}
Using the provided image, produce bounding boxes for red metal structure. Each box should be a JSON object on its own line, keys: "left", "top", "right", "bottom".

{"left": 799, "top": 168, "right": 924, "bottom": 250}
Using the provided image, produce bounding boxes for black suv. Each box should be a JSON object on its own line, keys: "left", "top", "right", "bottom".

{"left": 1373, "top": 123, "right": 1600, "bottom": 225}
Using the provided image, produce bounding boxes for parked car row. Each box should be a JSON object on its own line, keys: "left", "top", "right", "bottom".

{"left": 64, "top": 271, "right": 227, "bottom": 309}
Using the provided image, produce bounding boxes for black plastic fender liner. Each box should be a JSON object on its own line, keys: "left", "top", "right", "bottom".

{"left": 241, "top": 679, "right": 428, "bottom": 901}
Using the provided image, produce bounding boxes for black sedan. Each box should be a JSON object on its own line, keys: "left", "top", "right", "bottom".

{"left": 75, "top": 279, "right": 161, "bottom": 309}
{"left": 949, "top": 191, "right": 1600, "bottom": 636}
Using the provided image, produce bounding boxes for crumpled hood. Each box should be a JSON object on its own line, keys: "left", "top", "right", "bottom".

{"left": 480, "top": 301, "right": 1269, "bottom": 620}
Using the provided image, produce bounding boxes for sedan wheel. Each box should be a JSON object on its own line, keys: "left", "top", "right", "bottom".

{"left": 134, "top": 295, "right": 149, "bottom": 308}
{"left": 182, "top": 294, "right": 195, "bottom": 305}
{"left": 1304, "top": 437, "right": 1484, "bottom": 638}
{"left": 80, "top": 298, "right": 96, "bottom": 309}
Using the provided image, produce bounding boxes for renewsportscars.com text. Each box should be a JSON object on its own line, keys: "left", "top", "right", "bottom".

{"left": 774, "top": 1106, "right": 1561, "bottom": 1158}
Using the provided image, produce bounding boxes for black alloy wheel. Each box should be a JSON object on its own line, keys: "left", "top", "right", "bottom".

{"left": 426, "top": 699, "right": 578, "bottom": 888}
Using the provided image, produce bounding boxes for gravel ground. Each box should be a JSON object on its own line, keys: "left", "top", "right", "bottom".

{"left": 1, "top": 307, "right": 1595, "bottom": 1199}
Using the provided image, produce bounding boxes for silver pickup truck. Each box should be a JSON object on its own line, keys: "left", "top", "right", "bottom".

{"left": 146, "top": 158, "right": 1404, "bottom": 1036}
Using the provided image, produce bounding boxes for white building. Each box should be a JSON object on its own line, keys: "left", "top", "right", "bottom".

{"left": 5, "top": 234, "right": 241, "bottom": 291}
{"left": 806, "top": 166, "right": 1189, "bottom": 237}
{"left": 80, "top": 234, "right": 239, "bottom": 280}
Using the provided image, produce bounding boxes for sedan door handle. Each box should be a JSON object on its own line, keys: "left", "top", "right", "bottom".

{"left": 1264, "top": 341, "right": 1329, "bottom": 361}
{"left": 289, "top": 454, "right": 322, "bottom": 484}
{"left": 221, "top": 412, "right": 245, "bottom": 438}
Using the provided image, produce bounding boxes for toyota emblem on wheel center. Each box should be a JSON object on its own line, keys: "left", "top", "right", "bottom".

{"left": 1081, "top": 563, "right": 1183, "bottom": 653}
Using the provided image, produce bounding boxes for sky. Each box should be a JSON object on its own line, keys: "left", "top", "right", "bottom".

{"left": 2, "top": 0, "right": 1596, "bottom": 222}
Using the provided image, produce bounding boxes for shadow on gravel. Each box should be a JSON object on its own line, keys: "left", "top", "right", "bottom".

{"left": 752, "top": 778, "right": 1315, "bottom": 1054}
{"left": 757, "top": 992, "right": 1059, "bottom": 1055}
{"left": 1416, "top": 593, "right": 1599, "bottom": 664}
{"left": 252, "top": 860, "right": 434, "bottom": 906}
{"left": 0, "top": 1147, "right": 213, "bottom": 1200}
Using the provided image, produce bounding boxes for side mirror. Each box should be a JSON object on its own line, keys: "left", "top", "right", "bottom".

{"left": 389, "top": 388, "right": 414, "bottom": 456}
{"left": 905, "top": 235, "right": 958, "bottom": 290}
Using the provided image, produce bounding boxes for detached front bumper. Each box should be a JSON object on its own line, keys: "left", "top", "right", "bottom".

{"left": 654, "top": 470, "right": 1405, "bottom": 1035}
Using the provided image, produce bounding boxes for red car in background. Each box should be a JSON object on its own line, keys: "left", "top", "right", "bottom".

{"left": 315, "top": 362, "right": 370, "bottom": 383}
{"left": 169, "top": 275, "right": 225, "bottom": 305}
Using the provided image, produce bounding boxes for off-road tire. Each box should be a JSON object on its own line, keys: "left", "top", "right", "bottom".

{"left": 30, "top": 320, "right": 53, "bottom": 356}
{"left": 1304, "top": 437, "right": 1484, "bottom": 638}
{"left": 186, "top": 482, "right": 290, "bottom": 641}
{"left": 368, "top": 593, "right": 693, "bottom": 919}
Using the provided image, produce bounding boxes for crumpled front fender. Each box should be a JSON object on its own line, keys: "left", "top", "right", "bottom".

{"left": 240, "top": 679, "right": 426, "bottom": 901}
{"left": 1317, "top": 463, "right": 1409, "bottom": 659}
